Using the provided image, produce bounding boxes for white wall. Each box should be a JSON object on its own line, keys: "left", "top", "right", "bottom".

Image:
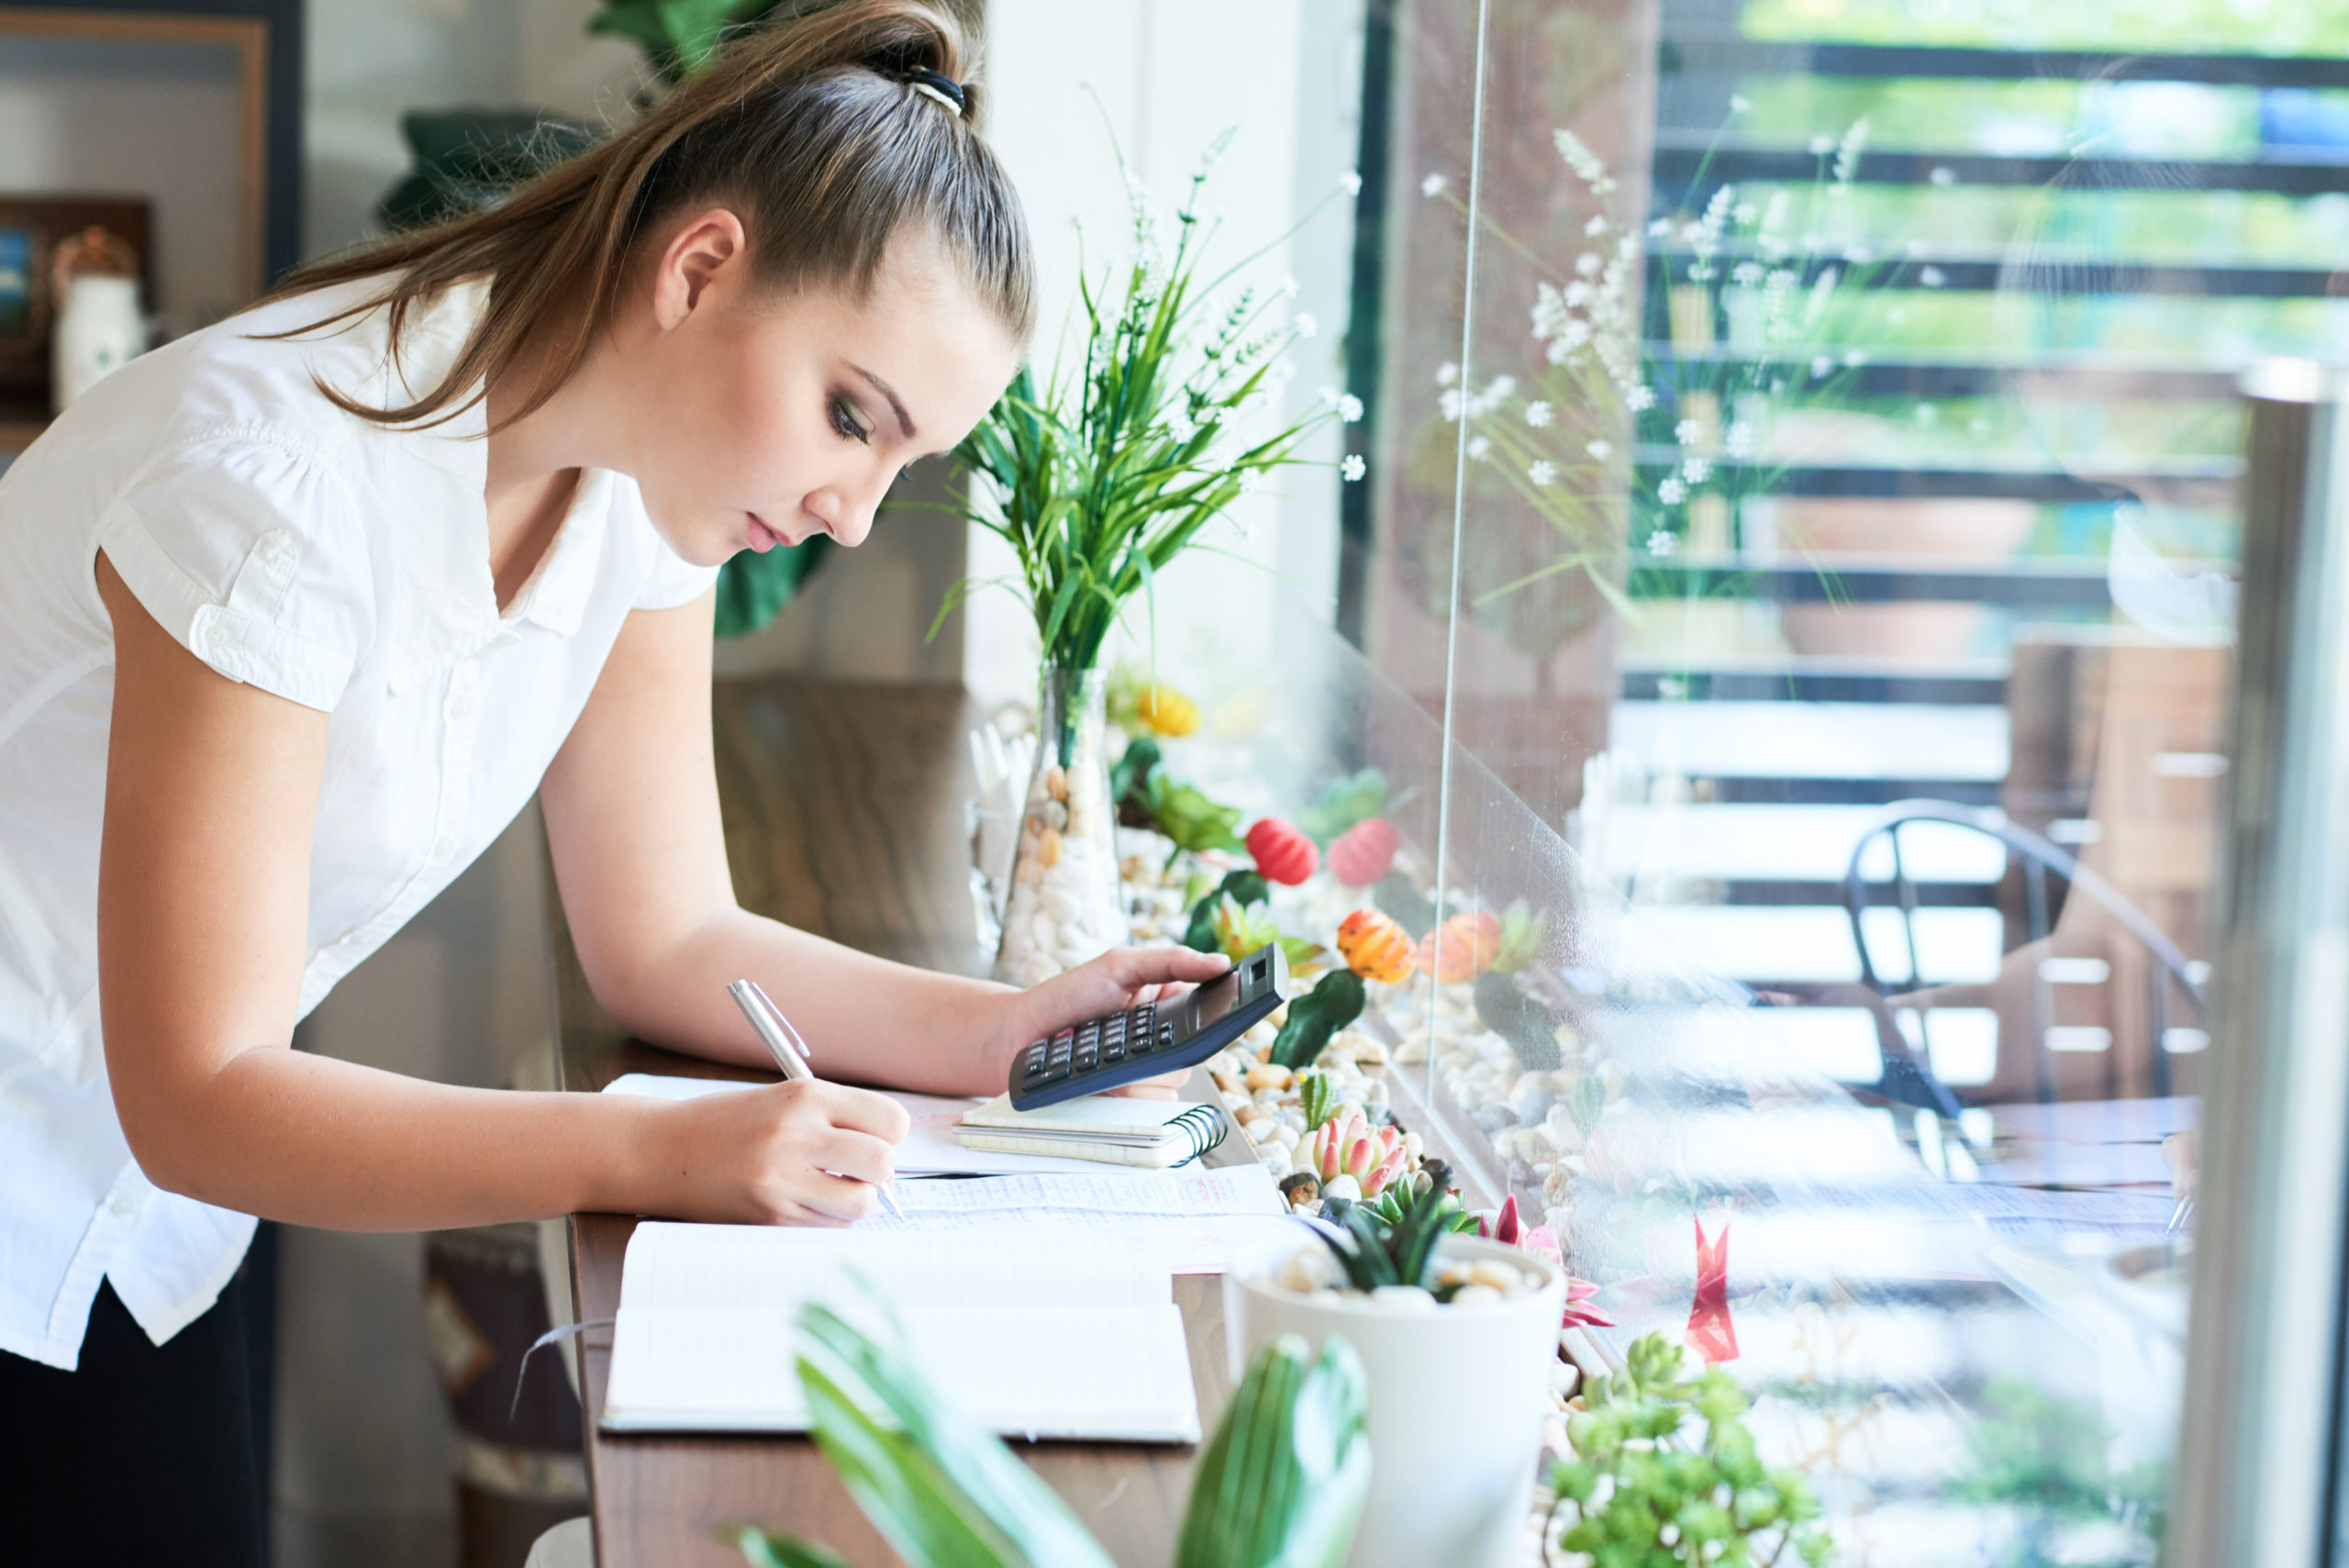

{"left": 970, "top": 0, "right": 1364, "bottom": 710}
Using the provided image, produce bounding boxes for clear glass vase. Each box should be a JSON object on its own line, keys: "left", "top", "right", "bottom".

{"left": 993, "top": 667, "right": 1127, "bottom": 985}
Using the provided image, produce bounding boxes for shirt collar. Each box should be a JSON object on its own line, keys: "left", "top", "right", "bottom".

{"left": 501, "top": 468, "right": 610, "bottom": 637}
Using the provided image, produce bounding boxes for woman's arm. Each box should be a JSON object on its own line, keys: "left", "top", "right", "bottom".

{"left": 539, "top": 590, "right": 1228, "bottom": 1097}
{"left": 95, "top": 553, "right": 906, "bottom": 1230}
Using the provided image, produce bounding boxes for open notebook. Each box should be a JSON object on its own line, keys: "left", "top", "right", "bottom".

{"left": 602, "top": 1223, "right": 1202, "bottom": 1442}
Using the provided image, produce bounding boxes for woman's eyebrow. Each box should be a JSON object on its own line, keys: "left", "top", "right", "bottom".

{"left": 850, "top": 364, "right": 916, "bottom": 439}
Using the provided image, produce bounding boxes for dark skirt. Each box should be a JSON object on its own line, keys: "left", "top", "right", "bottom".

{"left": 0, "top": 1250, "right": 271, "bottom": 1567}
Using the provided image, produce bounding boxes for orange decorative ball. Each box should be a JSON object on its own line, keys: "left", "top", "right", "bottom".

{"left": 1336, "top": 908, "right": 1416, "bottom": 984}
{"left": 1328, "top": 817, "right": 1399, "bottom": 887}
{"left": 1245, "top": 817, "right": 1319, "bottom": 885}
{"left": 1419, "top": 910, "right": 1501, "bottom": 984}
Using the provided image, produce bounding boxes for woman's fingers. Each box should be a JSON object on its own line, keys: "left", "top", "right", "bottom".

{"left": 801, "top": 1079, "right": 911, "bottom": 1143}
{"left": 1099, "top": 944, "right": 1234, "bottom": 991}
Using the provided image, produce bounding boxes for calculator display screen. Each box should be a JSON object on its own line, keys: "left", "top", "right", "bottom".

{"left": 1178, "top": 947, "right": 1275, "bottom": 1037}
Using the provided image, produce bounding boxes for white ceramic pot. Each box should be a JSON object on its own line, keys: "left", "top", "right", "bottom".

{"left": 52, "top": 273, "right": 145, "bottom": 411}
{"left": 1224, "top": 1235, "right": 1565, "bottom": 1568}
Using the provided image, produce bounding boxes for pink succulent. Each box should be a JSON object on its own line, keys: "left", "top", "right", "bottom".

{"left": 1363, "top": 1143, "right": 1409, "bottom": 1197}
{"left": 1562, "top": 1276, "right": 1613, "bottom": 1329}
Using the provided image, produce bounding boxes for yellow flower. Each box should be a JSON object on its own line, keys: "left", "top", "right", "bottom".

{"left": 1137, "top": 684, "right": 1199, "bottom": 737}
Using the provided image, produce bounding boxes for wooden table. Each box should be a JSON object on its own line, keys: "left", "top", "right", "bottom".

{"left": 553, "top": 678, "right": 1233, "bottom": 1567}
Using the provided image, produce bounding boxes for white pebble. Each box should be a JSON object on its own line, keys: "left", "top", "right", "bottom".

{"left": 1369, "top": 1284, "right": 1438, "bottom": 1312}
{"left": 1448, "top": 1284, "right": 1504, "bottom": 1307}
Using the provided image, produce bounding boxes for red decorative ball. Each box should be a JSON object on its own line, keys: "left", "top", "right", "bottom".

{"left": 1327, "top": 817, "right": 1398, "bottom": 887}
{"left": 1245, "top": 817, "right": 1319, "bottom": 885}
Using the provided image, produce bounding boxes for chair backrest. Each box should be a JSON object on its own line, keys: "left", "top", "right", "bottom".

{"left": 1841, "top": 800, "right": 2207, "bottom": 1106}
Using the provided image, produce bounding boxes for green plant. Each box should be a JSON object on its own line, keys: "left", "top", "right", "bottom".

{"left": 1537, "top": 1331, "right": 1832, "bottom": 1567}
{"left": 941, "top": 131, "right": 1351, "bottom": 706}
{"left": 589, "top": 0, "right": 778, "bottom": 83}
{"left": 1117, "top": 738, "right": 1248, "bottom": 863}
{"left": 739, "top": 1302, "right": 1370, "bottom": 1568}
{"left": 1295, "top": 1069, "right": 1340, "bottom": 1132}
{"left": 1951, "top": 1376, "right": 2165, "bottom": 1567}
{"left": 1297, "top": 768, "right": 1390, "bottom": 843}
{"left": 1312, "top": 1179, "right": 1476, "bottom": 1296}
{"left": 1268, "top": 971, "right": 1366, "bottom": 1069}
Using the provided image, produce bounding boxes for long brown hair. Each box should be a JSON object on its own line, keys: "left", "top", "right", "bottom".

{"left": 262, "top": 0, "right": 1032, "bottom": 432}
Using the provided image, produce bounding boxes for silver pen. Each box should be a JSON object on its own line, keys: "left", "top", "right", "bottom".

{"left": 726, "top": 979, "right": 905, "bottom": 1221}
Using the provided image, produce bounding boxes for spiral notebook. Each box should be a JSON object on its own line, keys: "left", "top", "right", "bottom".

{"left": 953, "top": 1094, "right": 1229, "bottom": 1168}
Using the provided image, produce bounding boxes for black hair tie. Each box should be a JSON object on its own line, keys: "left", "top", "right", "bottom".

{"left": 905, "top": 68, "right": 966, "bottom": 116}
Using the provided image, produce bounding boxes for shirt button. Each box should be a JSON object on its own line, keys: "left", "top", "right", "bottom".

{"left": 106, "top": 1193, "right": 138, "bottom": 1219}
{"left": 434, "top": 833, "right": 458, "bottom": 858}
{"left": 449, "top": 693, "right": 474, "bottom": 720}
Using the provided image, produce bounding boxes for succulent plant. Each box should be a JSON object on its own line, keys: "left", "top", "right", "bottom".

{"left": 1305, "top": 1110, "right": 1409, "bottom": 1198}
{"left": 1313, "top": 1178, "right": 1482, "bottom": 1297}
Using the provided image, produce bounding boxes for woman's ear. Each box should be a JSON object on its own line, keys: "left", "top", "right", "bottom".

{"left": 651, "top": 207, "right": 751, "bottom": 331}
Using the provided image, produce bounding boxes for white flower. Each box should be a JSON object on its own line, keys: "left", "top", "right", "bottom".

{"left": 1485, "top": 374, "right": 1517, "bottom": 403}
{"left": 1731, "top": 94, "right": 1752, "bottom": 112}
{"left": 1920, "top": 265, "right": 1947, "bottom": 287}
{"left": 1915, "top": 403, "right": 1940, "bottom": 427}
{"left": 1294, "top": 312, "right": 1319, "bottom": 339}
{"left": 1528, "top": 460, "right": 1558, "bottom": 486}
{"left": 1627, "top": 385, "right": 1655, "bottom": 411}
{"left": 1732, "top": 261, "right": 1764, "bottom": 285}
{"left": 1167, "top": 409, "right": 1197, "bottom": 442}
{"left": 1467, "top": 435, "right": 1492, "bottom": 461}
{"left": 1724, "top": 420, "right": 1755, "bottom": 459}
{"left": 1646, "top": 528, "right": 1678, "bottom": 556}
{"left": 1584, "top": 214, "right": 1609, "bottom": 237}
{"left": 1809, "top": 134, "right": 1833, "bottom": 156}
{"left": 1238, "top": 469, "right": 1264, "bottom": 495}
{"left": 1674, "top": 418, "right": 1702, "bottom": 445}
{"left": 1339, "top": 170, "right": 1363, "bottom": 195}
{"left": 1525, "top": 400, "right": 1553, "bottom": 428}
{"left": 1648, "top": 217, "right": 1672, "bottom": 239}
{"left": 1436, "top": 361, "right": 1460, "bottom": 387}
{"left": 1930, "top": 165, "right": 1956, "bottom": 186}
{"left": 1553, "top": 128, "right": 1609, "bottom": 187}
{"left": 1421, "top": 172, "right": 1449, "bottom": 197}
{"left": 1657, "top": 477, "right": 1687, "bottom": 505}
{"left": 1341, "top": 453, "right": 1366, "bottom": 482}
{"left": 1834, "top": 117, "right": 1871, "bottom": 183}
{"left": 1843, "top": 244, "right": 1875, "bottom": 265}
{"left": 1281, "top": 274, "right": 1302, "bottom": 298}
{"left": 1681, "top": 457, "right": 1711, "bottom": 484}
{"left": 1586, "top": 439, "right": 1613, "bottom": 460}
{"left": 1337, "top": 394, "right": 1364, "bottom": 423}
{"left": 1735, "top": 203, "right": 1759, "bottom": 225}
{"left": 1439, "top": 387, "right": 1464, "bottom": 422}
{"left": 1810, "top": 354, "right": 1833, "bottom": 379}
{"left": 1843, "top": 349, "right": 1867, "bottom": 367}
{"left": 1575, "top": 251, "right": 1602, "bottom": 277}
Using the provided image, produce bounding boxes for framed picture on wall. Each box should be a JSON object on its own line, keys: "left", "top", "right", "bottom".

{"left": 0, "top": 195, "right": 151, "bottom": 415}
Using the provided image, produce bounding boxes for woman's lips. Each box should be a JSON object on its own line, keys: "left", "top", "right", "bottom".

{"left": 747, "top": 513, "right": 784, "bottom": 553}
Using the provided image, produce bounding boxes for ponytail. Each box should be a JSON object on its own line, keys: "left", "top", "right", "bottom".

{"left": 259, "top": 0, "right": 1033, "bottom": 432}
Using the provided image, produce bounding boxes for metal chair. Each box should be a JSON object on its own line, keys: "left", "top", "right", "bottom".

{"left": 1840, "top": 798, "right": 2208, "bottom": 1106}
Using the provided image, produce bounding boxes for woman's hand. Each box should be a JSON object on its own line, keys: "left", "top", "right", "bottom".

{"left": 984, "top": 946, "right": 1235, "bottom": 1099}
{"left": 645, "top": 1078, "right": 911, "bottom": 1226}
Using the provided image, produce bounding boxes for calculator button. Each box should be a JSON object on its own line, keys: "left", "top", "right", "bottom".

{"left": 1102, "top": 1039, "right": 1127, "bottom": 1062}
{"left": 1160, "top": 1024, "right": 1176, "bottom": 1052}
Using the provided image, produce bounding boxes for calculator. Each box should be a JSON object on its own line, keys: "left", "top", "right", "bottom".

{"left": 1008, "top": 943, "right": 1290, "bottom": 1109}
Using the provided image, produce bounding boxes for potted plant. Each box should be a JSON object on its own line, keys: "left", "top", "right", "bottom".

{"left": 950, "top": 136, "right": 1354, "bottom": 984}
{"left": 737, "top": 1298, "right": 1372, "bottom": 1568}
{"left": 1223, "top": 1180, "right": 1571, "bottom": 1568}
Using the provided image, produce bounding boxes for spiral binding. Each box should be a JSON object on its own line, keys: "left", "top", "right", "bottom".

{"left": 1169, "top": 1102, "right": 1228, "bottom": 1167}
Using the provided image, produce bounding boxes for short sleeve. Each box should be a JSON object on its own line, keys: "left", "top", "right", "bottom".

{"left": 616, "top": 476, "right": 721, "bottom": 611}
{"left": 98, "top": 436, "right": 373, "bottom": 713}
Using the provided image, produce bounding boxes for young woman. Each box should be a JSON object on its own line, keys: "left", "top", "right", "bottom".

{"left": 0, "top": 2, "right": 1226, "bottom": 1558}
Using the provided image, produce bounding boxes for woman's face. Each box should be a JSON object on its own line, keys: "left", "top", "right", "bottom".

{"left": 609, "top": 212, "right": 1023, "bottom": 568}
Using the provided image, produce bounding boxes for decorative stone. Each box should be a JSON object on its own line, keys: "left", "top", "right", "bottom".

{"left": 1367, "top": 1284, "right": 1437, "bottom": 1311}
{"left": 1280, "top": 1172, "right": 1320, "bottom": 1206}
{"left": 1323, "top": 1173, "right": 1362, "bottom": 1202}
{"left": 1245, "top": 1062, "right": 1294, "bottom": 1092}
{"left": 1037, "top": 827, "right": 1063, "bottom": 868}
{"left": 1045, "top": 763, "right": 1069, "bottom": 803}
{"left": 1449, "top": 1284, "right": 1504, "bottom": 1307}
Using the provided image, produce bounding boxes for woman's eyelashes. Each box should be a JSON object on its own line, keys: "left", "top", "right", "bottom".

{"left": 829, "top": 394, "right": 872, "bottom": 445}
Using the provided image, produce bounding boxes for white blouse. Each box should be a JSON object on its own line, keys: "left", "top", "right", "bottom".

{"left": 0, "top": 276, "right": 718, "bottom": 1369}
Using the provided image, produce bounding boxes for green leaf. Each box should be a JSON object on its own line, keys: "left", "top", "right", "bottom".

{"left": 1268, "top": 972, "right": 1367, "bottom": 1070}
{"left": 734, "top": 1529, "right": 858, "bottom": 1568}
{"left": 1110, "top": 735, "right": 1163, "bottom": 809}
{"left": 1297, "top": 769, "right": 1389, "bottom": 843}
{"left": 1174, "top": 1336, "right": 1371, "bottom": 1568}
{"left": 714, "top": 538, "right": 829, "bottom": 639}
{"left": 789, "top": 1303, "right": 1117, "bottom": 1568}
{"left": 1372, "top": 872, "right": 1435, "bottom": 934}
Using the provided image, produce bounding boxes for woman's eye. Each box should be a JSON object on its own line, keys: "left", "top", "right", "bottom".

{"left": 829, "top": 395, "right": 871, "bottom": 445}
